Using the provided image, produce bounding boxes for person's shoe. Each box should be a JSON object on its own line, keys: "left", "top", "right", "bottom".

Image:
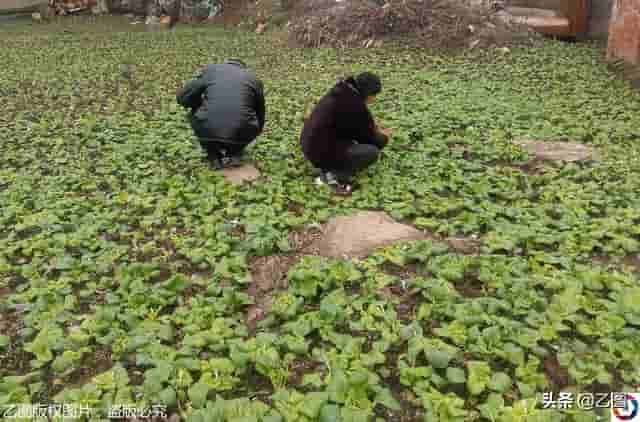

{"left": 207, "top": 156, "right": 225, "bottom": 170}
{"left": 334, "top": 183, "right": 354, "bottom": 196}
{"left": 315, "top": 171, "right": 339, "bottom": 186}
{"left": 220, "top": 155, "right": 243, "bottom": 168}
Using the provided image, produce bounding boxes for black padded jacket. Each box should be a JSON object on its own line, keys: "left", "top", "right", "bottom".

{"left": 177, "top": 61, "right": 265, "bottom": 145}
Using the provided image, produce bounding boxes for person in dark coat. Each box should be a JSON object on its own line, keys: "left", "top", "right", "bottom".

{"left": 176, "top": 59, "right": 266, "bottom": 169}
{"left": 300, "top": 72, "right": 392, "bottom": 195}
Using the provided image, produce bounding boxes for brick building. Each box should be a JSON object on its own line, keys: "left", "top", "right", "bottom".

{"left": 607, "top": 0, "right": 640, "bottom": 65}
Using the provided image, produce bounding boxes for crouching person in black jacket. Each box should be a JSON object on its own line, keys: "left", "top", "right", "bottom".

{"left": 177, "top": 59, "right": 266, "bottom": 169}
{"left": 300, "top": 72, "right": 392, "bottom": 195}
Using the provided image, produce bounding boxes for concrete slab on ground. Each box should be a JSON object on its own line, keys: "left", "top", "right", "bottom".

{"left": 220, "top": 164, "right": 261, "bottom": 185}
{"left": 514, "top": 139, "right": 598, "bottom": 163}
{"left": 314, "top": 211, "right": 427, "bottom": 259}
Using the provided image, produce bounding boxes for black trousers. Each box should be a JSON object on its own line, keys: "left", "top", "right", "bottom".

{"left": 200, "top": 140, "right": 245, "bottom": 159}
{"left": 320, "top": 143, "right": 381, "bottom": 184}
{"left": 190, "top": 115, "right": 253, "bottom": 160}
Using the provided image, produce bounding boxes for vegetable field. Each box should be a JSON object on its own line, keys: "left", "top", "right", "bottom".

{"left": 1, "top": 16, "right": 640, "bottom": 422}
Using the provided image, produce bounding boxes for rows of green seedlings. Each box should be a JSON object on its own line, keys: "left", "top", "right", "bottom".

{"left": 3, "top": 240, "right": 639, "bottom": 421}
{"left": 1, "top": 17, "right": 640, "bottom": 422}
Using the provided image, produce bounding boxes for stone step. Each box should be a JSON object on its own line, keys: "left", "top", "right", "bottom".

{"left": 523, "top": 15, "right": 571, "bottom": 33}
{"left": 220, "top": 164, "right": 261, "bottom": 185}
{"left": 506, "top": 0, "right": 590, "bottom": 36}
{"left": 311, "top": 211, "right": 427, "bottom": 259}
{"left": 507, "top": 0, "right": 563, "bottom": 10}
{"left": 504, "top": 6, "right": 562, "bottom": 18}
{"left": 500, "top": 7, "right": 572, "bottom": 36}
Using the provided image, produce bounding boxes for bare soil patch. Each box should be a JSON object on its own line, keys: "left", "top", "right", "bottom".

{"left": 381, "top": 262, "right": 422, "bottom": 280}
{"left": 449, "top": 144, "right": 473, "bottom": 160}
{"left": 248, "top": 255, "right": 295, "bottom": 292}
{"left": 623, "top": 255, "right": 640, "bottom": 273}
{"left": 287, "top": 201, "right": 305, "bottom": 216}
{"left": 514, "top": 158, "right": 546, "bottom": 175}
{"left": 376, "top": 350, "right": 424, "bottom": 421}
{"left": 55, "top": 347, "right": 113, "bottom": 393}
{"left": 543, "top": 353, "right": 570, "bottom": 392}
{"left": 246, "top": 254, "right": 298, "bottom": 330}
{"left": 289, "top": 225, "right": 324, "bottom": 255}
{"left": 391, "top": 290, "right": 420, "bottom": 322}
{"left": 244, "top": 215, "right": 480, "bottom": 326}
{"left": 496, "top": 157, "right": 547, "bottom": 175}
{"left": 592, "top": 254, "right": 640, "bottom": 274}
{"left": 0, "top": 285, "right": 10, "bottom": 300}
{"left": 246, "top": 296, "right": 274, "bottom": 331}
{"left": 0, "top": 308, "right": 30, "bottom": 377}
{"left": 454, "top": 278, "right": 485, "bottom": 298}
{"left": 244, "top": 369, "right": 275, "bottom": 402}
{"left": 288, "top": 358, "right": 324, "bottom": 386}
{"left": 244, "top": 225, "right": 324, "bottom": 330}
{"left": 514, "top": 139, "right": 598, "bottom": 163}
{"left": 445, "top": 236, "right": 481, "bottom": 255}
{"left": 378, "top": 274, "right": 421, "bottom": 321}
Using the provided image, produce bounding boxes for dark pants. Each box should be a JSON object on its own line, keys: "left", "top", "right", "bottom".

{"left": 200, "top": 140, "right": 245, "bottom": 160}
{"left": 320, "top": 143, "right": 381, "bottom": 184}
{"left": 190, "top": 115, "right": 253, "bottom": 160}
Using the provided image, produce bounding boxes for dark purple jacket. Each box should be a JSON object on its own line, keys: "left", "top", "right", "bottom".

{"left": 300, "top": 77, "right": 388, "bottom": 168}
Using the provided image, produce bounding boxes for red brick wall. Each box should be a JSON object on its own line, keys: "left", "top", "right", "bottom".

{"left": 607, "top": 0, "right": 640, "bottom": 65}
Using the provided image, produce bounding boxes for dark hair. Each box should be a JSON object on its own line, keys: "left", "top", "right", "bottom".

{"left": 355, "top": 72, "right": 382, "bottom": 97}
{"left": 227, "top": 59, "right": 247, "bottom": 68}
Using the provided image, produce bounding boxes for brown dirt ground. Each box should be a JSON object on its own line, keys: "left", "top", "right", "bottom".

{"left": 245, "top": 214, "right": 481, "bottom": 327}
{"left": 0, "top": 285, "right": 10, "bottom": 300}
{"left": 287, "top": 358, "right": 324, "bottom": 386}
{"left": 245, "top": 252, "right": 304, "bottom": 330}
{"left": 0, "top": 308, "right": 30, "bottom": 377}
{"left": 543, "top": 353, "right": 570, "bottom": 392}
{"left": 454, "top": 279, "right": 485, "bottom": 298}
{"left": 244, "top": 224, "right": 323, "bottom": 330}
{"left": 376, "top": 349, "right": 424, "bottom": 421}
{"left": 592, "top": 254, "right": 640, "bottom": 274}
{"left": 445, "top": 236, "right": 481, "bottom": 255}
{"left": 381, "top": 284, "right": 420, "bottom": 322}
{"left": 53, "top": 347, "right": 113, "bottom": 394}
{"left": 248, "top": 255, "right": 295, "bottom": 293}
{"left": 289, "top": 226, "right": 324, "bottom": 255}
{"left": 448, "top": 144, "right": 473, "bottom": 161}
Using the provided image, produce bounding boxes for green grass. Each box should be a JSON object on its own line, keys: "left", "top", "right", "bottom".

{"left": 1, "top": 16, "right": 640, "bottom": 422}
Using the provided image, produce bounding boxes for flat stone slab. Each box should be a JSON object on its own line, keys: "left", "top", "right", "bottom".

{"left": 514, "top": 139, "right": 598, "bottom": 163}
{"left": 314, "top": 211, "right": 427, "bottom": 258}
{"left": 220, "top": 164, "right": 261, "bottom": 185}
